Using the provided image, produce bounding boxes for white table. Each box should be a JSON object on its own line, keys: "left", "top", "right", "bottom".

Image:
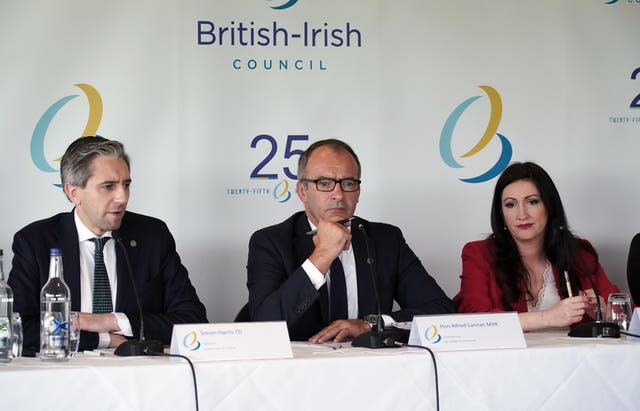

{"left": 2, "top": 331, "right": 639, "bottom": 410}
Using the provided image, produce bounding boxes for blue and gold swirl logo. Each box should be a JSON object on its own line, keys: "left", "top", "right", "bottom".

{"left": 31, "top": 83, "right": 103, "bottom": 186}
{"left": 268, "top": 0, "right": 299, "bottom": 10}
{"left": 439, "top": 85, "right": 512, "bottom": 184}
{"left": 182, "top": 331, "right": 202, "bottom": 351}
{"left": 424, "top": 325, "right": 442, "bottom": 344}
{"left": 273, "top": 179, "right": 292, "bottom": 203}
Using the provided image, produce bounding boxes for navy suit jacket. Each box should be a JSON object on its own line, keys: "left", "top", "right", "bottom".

{"left": 247, "top": 211, "right": 454, "bottom": 341}
{"left": 8, "top": 210, "right": 208, "bottom": 353}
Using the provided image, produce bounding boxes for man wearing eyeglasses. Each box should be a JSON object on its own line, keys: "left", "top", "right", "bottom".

{"left": 246, "top": 139, "right": 454, "bottom": 342}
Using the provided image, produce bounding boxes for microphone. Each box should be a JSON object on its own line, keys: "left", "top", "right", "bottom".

{"left": 351, "top": 223, "right": 403, "bottom": 348}
{"left": 567, "top": 266, "right": 620, "bottom": 338}
{"left": 112, "top": 231, "right": 164, "bottom": 356}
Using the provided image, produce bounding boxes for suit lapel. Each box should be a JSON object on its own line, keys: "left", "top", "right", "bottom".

{"left": 293, "top": 213, "right": 315, "bottom": 264}
{"left": 59, "top": 212, "right": 82, "bottom": 311}
{"left": 113, "top": 213, "right": 135, "bottom": 312}
{"left": 292, "top": 213, "right": 331, "bottom": 325}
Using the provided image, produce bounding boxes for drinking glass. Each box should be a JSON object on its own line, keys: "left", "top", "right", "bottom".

{"left": 11, "top": 312, "right": 22, "bottom": 358}
{"left": 68, "top": 311, "right": 80, "bottom": 357}
{"left": 607, "top": 293, "right": 632, "bottom": 331}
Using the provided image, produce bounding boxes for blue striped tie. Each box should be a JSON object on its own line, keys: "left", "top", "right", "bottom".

{"left": 91, "top": 237, "right": 113, "bottom": 313}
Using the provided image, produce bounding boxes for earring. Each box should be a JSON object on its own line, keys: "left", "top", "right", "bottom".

{"left": 503, "top": 226, "right": 507, "bottom": 231}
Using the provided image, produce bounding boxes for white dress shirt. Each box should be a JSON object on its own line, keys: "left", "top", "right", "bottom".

{"left": 74, "top": 211, "right": 133, "bottom": 347}
{"left": 302, "top": 218, "right": 394, "bottom": 326}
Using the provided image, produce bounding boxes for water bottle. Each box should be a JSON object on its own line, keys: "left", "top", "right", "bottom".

{"left": 11, "top": 312, "right": 22, "bottom": 358}
{"left": 0, "top": 249, "right": 14, "bottom": 363}
{"left": 40, "top": 248, "right": 70, "bottom": 361}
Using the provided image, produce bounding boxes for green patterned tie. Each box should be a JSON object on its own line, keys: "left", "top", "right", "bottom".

{"left": 91, "top": 237, "right": 113, "bottom": 313}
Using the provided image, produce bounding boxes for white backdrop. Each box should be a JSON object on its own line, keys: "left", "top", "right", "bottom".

{"left": 1, "top": 0, "right": 640, "bottom": 321}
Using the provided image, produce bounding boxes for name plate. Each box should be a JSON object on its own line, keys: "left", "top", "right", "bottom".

{"left": 408, "top": 312, "right": 526, "bottom": 351}
{"left": 627, "top": 308, "right": 640, "bottom": 339}
{"left": 170, "top": 321, "right": 293, "bottom": 361}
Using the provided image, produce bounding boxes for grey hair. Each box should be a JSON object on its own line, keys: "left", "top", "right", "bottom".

{"left": 297, "top": 138, "right": 361, "bottom": 180}
{"left": 60, "top": 136, "right": 130, "bottom": 188}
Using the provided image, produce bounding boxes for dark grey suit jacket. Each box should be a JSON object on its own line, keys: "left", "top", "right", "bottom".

{"left": 8, "top": 210, "right": 208, "bottom": 353}
{"left": 247, "top": 211, "right": 454, "bottom": 340}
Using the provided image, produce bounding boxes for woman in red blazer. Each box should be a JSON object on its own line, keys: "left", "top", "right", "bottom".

{"left": 454, "top": 162, "right": 621, "bottom": 331}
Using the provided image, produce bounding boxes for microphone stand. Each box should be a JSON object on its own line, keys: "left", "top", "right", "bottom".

{"left": 568, "top": 269, "right": 619, "bottom": 338}
{"left": 351, "top": 224, "right": 403, "bottom": 348}
{"left": 113, "top": 233, "right": 164, "bottom": 355}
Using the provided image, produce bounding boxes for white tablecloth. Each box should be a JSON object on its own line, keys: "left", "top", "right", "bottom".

{"left": 2, "top": 331, "right": 639, "bottom": 410}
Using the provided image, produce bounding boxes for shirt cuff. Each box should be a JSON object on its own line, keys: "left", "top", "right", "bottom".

{"left": 302, "top": 258, "right": 327, "bottom": 290}
{"left": 114, "top": 312, "right": 134, "bottom": 337}
{"left": 98, "top": 332, "right": 110, "bottom": 348}
{"left": 97, "top": 313, "right": 133, "bottom": 349}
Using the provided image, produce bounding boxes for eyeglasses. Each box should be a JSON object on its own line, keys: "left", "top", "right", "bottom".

{"left": 300, "top": 178, "right": 361, "bottom": 192}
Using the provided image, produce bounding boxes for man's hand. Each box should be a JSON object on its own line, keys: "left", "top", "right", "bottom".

{"left": 308, "top": 218, "right": 352, "bottom": 274}
{"left": 308, "top": 319, "right": 370, "bottom": 344}
{"left": 78, "top": 312, "right": 121, "bottom": 333}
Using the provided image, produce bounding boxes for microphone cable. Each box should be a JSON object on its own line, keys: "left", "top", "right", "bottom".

{"left": 406, "top": 344, "right": 440, "bottom": 411}
{"left": 620, "top": 331, "right": 640, "bottom": 338}
{"left": 112, "top": 232, "right": 163, "bottom": 355}
{"left": 147, "top": 350, "right": 200, "bottom": 411}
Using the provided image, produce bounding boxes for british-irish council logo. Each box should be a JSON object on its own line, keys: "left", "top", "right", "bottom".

{"left": 182, "top": 331, "right": 202, "bottom": 351}
{"left": 31, "top": 83, "right": 103, "bottom": 186}
{"left": 267, "top": 0, "right": 299, "bottom": 10}
{"left": 425, "top": 325, "right": 442, "bottom": 344}
{"left": 273, "top": 179, "right": 292, "bottom": 203}
{"left": 439, "top": 85, "right": 512, "bottom": 184}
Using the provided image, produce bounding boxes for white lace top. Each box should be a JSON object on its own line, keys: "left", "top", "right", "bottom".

{"left": 527, "top": 262, "right": 561, "bottom": 312}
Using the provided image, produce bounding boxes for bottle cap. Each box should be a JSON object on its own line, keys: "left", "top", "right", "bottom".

{"left": 50, "top": 248, "right": 61, "bottom": 256}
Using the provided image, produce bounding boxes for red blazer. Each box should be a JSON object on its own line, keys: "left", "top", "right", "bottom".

{"left": 454, "top": 239, "right": 620, "bottom": 317}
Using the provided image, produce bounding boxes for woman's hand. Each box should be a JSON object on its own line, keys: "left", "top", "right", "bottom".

{"left": 542, "top": 295, "right": 589, "bottom": 328}
{"left": 580, "top": 289, "right": 606, "bottom": 320}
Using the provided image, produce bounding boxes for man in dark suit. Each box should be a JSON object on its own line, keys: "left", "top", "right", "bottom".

{"left": 9, "top": 136, "right": 207, "bottom": 353}
{"left": 247, "top": 139, "right": 453, "bottom": 342}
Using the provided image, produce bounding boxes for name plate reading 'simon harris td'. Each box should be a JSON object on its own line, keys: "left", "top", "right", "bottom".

{"left": 170, "top": 321, "right": 293, "bottom": 361}
{"left": 408, "top": 312, "right": 526, "bottom": 352}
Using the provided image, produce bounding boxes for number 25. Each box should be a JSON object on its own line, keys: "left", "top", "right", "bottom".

{"left": 250, "top": 134, "right": 309, "bottom": 180}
